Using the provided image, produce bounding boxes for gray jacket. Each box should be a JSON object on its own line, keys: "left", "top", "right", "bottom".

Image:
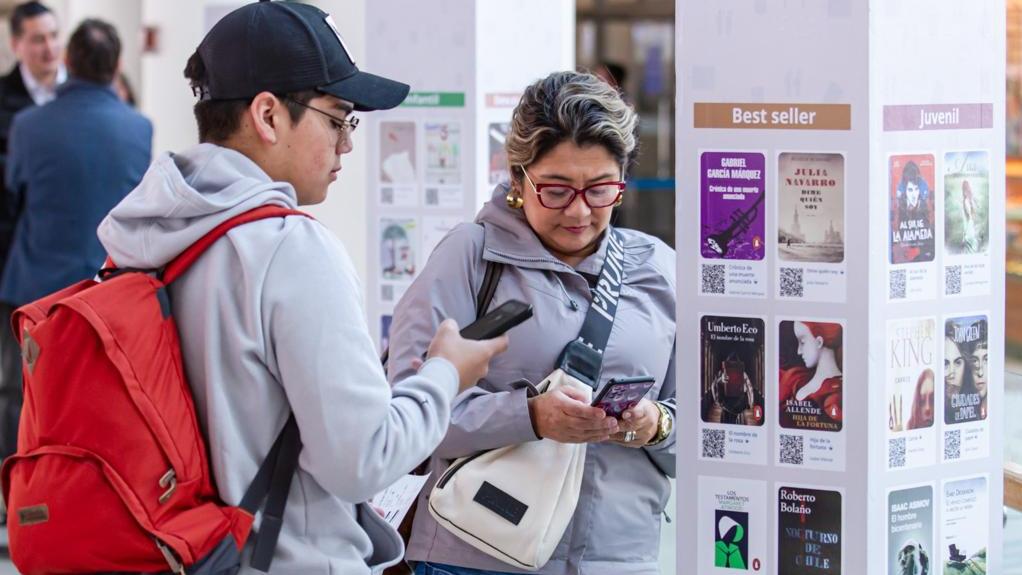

{"left": 100, "top": 144, "right": 460, "bottom": 574}
{"left": 387, "top": 185, "right": 677, "bottom": 575}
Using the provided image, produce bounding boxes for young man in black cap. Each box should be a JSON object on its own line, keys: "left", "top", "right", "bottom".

{"left": 98, "top": 2, "right": 507, "bottom": 573}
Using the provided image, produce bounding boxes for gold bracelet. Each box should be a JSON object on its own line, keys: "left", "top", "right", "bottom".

{"left": 646, "top": 402, "right": 673, "bottom": 446}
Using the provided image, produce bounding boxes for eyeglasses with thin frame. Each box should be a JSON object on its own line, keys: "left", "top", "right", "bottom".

{"left": 520, "top": 166, "right": 625, "bottom": 209}
{"left": 285, "top": 98, "right": 359, "bottom": 144}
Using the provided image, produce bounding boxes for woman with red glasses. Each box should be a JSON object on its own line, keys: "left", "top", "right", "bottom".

{"left": 387, "top": 71, "right": 677, "bottom": 575}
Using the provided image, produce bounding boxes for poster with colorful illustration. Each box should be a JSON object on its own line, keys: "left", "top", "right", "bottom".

{"left": 778, "top": 320, "right": 843, "bottom": 431}
{"left": 941, "top": 476, "right": 988, "bottom": 575}
{"left": 944, "top": 151, "right": 989, "bottom": 256}
{"left": 379, "top": 315, "right": 392, "bottom": 354}
{"left": 889, "top": 154, "right": 936, "bottom": 265}
{"left": 379, "top": 121, "right": 417, "bottom": 184}
{"left": 379, "top": 217, "right": 418, "bottom": 281}
{"left": 488, "top": 122, "right": 511, "bottom": 186}
{"left": 886, "top": 318, "right": 937, "bottom": 470}
{"left": 943, "top": 151, "right": 991, "bottom": 298}
{"left": 942, "top": 314, "right": 990, "bottom": 463}
{"left": 424, "top": 121, "right": 461, "bottom": 185}
{"left": 887, "top": 485, "right": 934, "bottom": 575}
{"left": 778, "top": 153, "right": 845, "bottom": 263}
{"left": 701, "top": 316, "right": 766, "bottom": 427}
{"left": 701, "top": 152, "right": 766, "bottom": 261}
{"left": 777, "top": 486, "right": 842, "bottom": 574}
{"left": 943, "top": 315, "right": 989, "bottom": 425}
{"left": 699, "top": 315, "right": 767, "bottom": 465}
{"left": 699, "top": 476, "right": 767, "bottom": 574}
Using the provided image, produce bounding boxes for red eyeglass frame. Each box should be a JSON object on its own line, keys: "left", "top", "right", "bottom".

{"left": 531, "top": 181, "right": 627, "bottom": 209}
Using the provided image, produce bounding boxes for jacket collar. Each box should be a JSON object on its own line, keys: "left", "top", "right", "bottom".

{"left": 56, "top": 77, "right": 117, "bottom": 100}
{"left": 476, "top": 183, "right": 621, "bottom": 276}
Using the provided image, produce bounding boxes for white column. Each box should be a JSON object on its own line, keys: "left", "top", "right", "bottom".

{"left": 363, "top": 0, "right": 574, "bottom": 350}
{"left": 676, "top": 1, "right": 1006, "bottom": 574}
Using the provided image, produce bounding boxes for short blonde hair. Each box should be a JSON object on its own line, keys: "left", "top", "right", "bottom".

{"left": 506, "top": 71, "right": 639, "bottom": 185}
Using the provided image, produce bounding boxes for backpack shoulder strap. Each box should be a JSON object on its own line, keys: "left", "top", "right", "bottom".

{"left": 162, "top": 206, "right": 310, "bottom": 284}
{"left": 475, "top": 260, "right": 504, "bottom": 318}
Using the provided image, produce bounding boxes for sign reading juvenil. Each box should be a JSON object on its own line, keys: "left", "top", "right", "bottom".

{"left": 695, "top": 103, "right": 851, "bottom": 130}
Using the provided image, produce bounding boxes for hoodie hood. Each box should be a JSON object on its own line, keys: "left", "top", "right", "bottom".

{"left": 99, "top": 143, "right": 297, "bottom": 269}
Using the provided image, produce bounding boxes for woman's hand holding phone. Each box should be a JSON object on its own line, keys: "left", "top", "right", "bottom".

{"left": 609, "top": 399, "right": 660, "bottom": 448}
{"left": 527, "top": 387, "right": 619, "bottom": 443}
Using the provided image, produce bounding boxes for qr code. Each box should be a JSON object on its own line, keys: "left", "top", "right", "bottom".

{"left": 702, "top": 429, "right": 726, "bottom": 459}
{"left": 381, "top": 284, "right": 394, "bottom": 302}
{"left": 425, "top": 188, "right": 439, "bottom": 206}
{"left": 944, "top": 429, "right": 961, "bottom": 461}
{"left": 779, "top": 434, "right": 804, "bottom": 465}
{"left": 701, "top": 264, "right": 726, "bottom": 295}
{"left": 889, "top": 269, "right": 906, "bottom": 299}
{"left": 380, "top": 187, "right": 394, "bottom": 205}
{"left": 945, "top": 265, "right": 962, "bottom": 295}
{"left": 888, "top": 437, "right": 906, "bottom": 468}
{"left": 779, "top": 267, "right": 804, "bottom": 298}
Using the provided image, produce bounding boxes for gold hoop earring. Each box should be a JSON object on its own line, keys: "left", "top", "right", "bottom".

{"left": 506, "top": 191, "right": 524, "bottom": 209}
{"left": 614, "top": 196, "right": 624, "bottom": 207}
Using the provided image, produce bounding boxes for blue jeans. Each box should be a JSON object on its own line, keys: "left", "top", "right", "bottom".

{"left": 413, "top": 562, "right": 516, "bottom": 575}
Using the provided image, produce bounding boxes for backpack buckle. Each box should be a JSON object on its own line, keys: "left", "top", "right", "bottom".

{"left": 158, "top": 469, "right": 177, "bottom": 504}
{"left": 155, "top": 538, "right": 186, "bottom": 575}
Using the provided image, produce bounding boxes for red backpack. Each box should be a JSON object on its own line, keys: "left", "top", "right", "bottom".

{"left": 1, "top": 206, "right": 307, "bottom": 574}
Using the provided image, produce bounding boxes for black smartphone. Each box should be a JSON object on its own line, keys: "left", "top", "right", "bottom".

{"left": 459, "top": 300, "right": 533, "bottom": 340}
{"left": 591, "top": 375, "right": 656, "bottom": 418}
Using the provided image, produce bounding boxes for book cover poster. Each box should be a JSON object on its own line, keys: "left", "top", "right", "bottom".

{"left": 379, "top": 121, "right": 417, "bottom": 184}
{"left": 777, "top": 153, "right": 845, "bottom": 263}
{"left": 944, "top": 315, "right": 988, "bottom": 425}
{"left": 700, "top": 151, "right": 766, "bottom": 261}
{"left": 941, "top": 476, "right": 988, "bottom": 574}
{"left": 701, "top": 316, "right": 765, "bottom": 426}
{"left": 777, "top": 486, "right": 842, "bottom": 574}
{"left": 778, "top": 321, "right": 843, "bottom": 431}
{"left": 889, "top": 154, "right": 936, "bottom": 264}
{"left": 379, "top": 217, "right": 418, "bottom": 281}
{"left": 886, "top": 318, "right": 937, "bottom": 470}
{"left": 488, "top": 122, "right": 511, "bottom": 186}
{"left": 887, "top": 485, "right": 934, "bottom": 575}
{"left": 379, "top": 315, "right": 392, "bottom": 354}
{"left": 943, "top": 151, "right": 989, "bottom": 256}
{"left": 698, "top": 476, "right": 767, "bottom": 574}
{"left": 424, "top": 122, "right": 461, "bottom": 185}
{"left": 887, "top": 319, "right": 937, "bottom": 432}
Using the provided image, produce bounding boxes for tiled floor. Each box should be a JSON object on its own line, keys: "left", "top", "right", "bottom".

{"left": 0, "top": 507, "right": 1015, "bottom": 573}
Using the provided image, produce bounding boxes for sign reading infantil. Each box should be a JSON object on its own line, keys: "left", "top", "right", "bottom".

{"left": 399, "top": 92, "right": 466, "bottom": 108}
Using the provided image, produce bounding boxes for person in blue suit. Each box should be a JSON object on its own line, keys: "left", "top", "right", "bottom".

{"left": 0, "top": 18, "right": 151, "bottom": 460}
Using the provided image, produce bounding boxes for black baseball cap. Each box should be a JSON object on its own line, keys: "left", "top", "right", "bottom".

{"left": 194, "top": 0, "right": 409, "bottom": 111}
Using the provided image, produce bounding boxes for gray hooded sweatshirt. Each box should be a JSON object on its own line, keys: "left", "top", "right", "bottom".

{"left": 388, "top": 185, "right": 677, "bottom": 575}
{"left": 98, "top": 144, "right": 460, "bottom": 575}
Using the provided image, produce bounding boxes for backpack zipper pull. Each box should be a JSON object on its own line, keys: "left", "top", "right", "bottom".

{"left": 158, "top": 469, "right": 177, "bottom": 504}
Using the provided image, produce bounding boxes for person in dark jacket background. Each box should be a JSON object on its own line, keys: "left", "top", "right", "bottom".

{"left": 0, "top": 2, "right": 63, "bottom": 460}
{"left": 0, "top": 18, "right": 151, "bottom": 460}
{"left": 0, "top": 1, "right": 64, "bottom": 261}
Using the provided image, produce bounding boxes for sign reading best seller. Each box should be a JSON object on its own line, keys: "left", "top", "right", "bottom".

{"left": 695, "top": 103, "right": 851, "bottom": 130}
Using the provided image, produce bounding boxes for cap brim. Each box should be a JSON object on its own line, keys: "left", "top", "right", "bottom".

{"left": 319, "top": 70, "right": 410, "bottom": 112}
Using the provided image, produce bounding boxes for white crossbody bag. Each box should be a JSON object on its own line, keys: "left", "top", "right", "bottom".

{"left": 427, "top": 229, "right": 626, "bottom": 571}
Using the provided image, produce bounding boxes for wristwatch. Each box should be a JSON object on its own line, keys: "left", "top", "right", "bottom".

{"left": 645, "top": 402, "right": 674, "bottom": 446}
